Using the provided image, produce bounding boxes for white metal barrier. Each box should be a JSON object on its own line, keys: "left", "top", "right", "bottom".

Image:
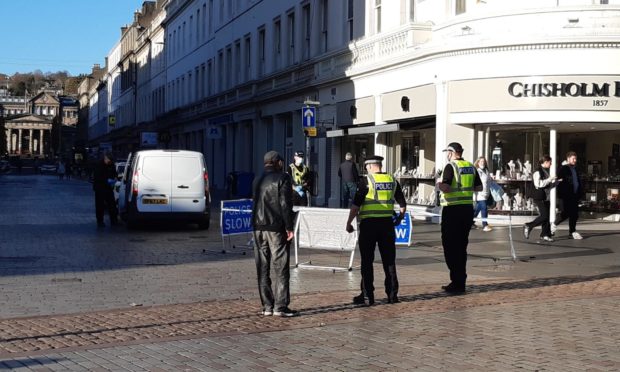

{"left": 294, "top": 207, "right": 358, "bottom": 271}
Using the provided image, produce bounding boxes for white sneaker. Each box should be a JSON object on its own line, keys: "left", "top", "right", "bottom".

{"left": 571, "top": 232, "right": 583, "bottom": 240}
{"left": 541, "top": 236, "right": 554, "bottom": 242}
{"left": 483, "top": 225, "right": 493, "bottom": 232}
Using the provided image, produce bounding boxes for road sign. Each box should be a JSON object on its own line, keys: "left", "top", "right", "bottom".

{"left": 395, "top": 212, "right": 412, "bottom": 246}
{"left": 221, "top": 199, "right": 253, "bottom": 236}
{"left": 304, "top": 127, "right": 317, "bottom": 137}
{"left": 302, "top": 106, "right": 316, "bottom": 128}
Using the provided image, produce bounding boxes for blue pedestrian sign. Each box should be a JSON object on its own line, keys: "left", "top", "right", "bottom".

{"left": 302, "top": 106, "right": 316, "bottom": 128}
{"left": 394, "top": 211, "right": 412, "bottom": 246}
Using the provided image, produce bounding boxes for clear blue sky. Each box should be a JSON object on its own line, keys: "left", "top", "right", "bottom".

{"left": 0, "top": 0, "right": 145, "bottom": 76}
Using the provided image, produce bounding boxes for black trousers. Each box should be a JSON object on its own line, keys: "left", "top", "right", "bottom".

{"left": 526, "top": 200, "right": 551, "bottom": 237}
{"left": 358, "top": 217, "right": 399, "bottom": 299}
{"left": 292, "top": 191, "right": 309, "bottom": 206}
{"left": 441, "top": 204, "right": 473, "bottom": 286}
{"left": 556, "top": 195, "right": 579, "bottom": 234}
{"left": 95, "top": 189, "right": 118, "bottom": 224}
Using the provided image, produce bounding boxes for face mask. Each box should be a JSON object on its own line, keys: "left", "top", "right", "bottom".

{"left": 295, "top": 158, "right": 303, "bottom": 166}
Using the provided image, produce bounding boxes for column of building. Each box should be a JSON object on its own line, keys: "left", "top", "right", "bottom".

{"left": 29, "top": 129, "right": 33, "bottom": 155}
{"left": 39, "top": 129, "right": 44, "bottom": 155}
{"left": 17, "top": 129, "right": 22, "bottom": 154}
{"left": 5, "top": 129, "right": 10, "bottom": 154}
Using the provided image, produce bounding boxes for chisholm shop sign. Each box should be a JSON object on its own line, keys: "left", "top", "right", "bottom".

{"left": 508, "top": 81, "right": 620, "bottom": 98}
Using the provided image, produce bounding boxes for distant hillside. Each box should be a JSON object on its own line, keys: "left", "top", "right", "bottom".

{"left": 0, "top": 70, "right": 85, "bottom": 96}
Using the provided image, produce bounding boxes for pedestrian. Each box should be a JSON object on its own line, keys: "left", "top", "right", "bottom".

{"left": 288, "top": 151, "right": 311, "bottom": 206}
{"left": 345, "top": 155, "right": 407, "bottom": 305}
{"left": 338, "top": 152, "right": 359, "bottom": 208}
{"left": 436, "top": 142, "right": 482, "bottom": 294}
{"left": 524, "top": 155, "right": 559, "bottom": 242}
{"left": 65, "top": 162, "right": 72, "bottom": 180}
{"left": 472, "top": 156, "right": 492, "bottom": 232}
{"left": 553, "top": 151, "right": 583, "bottom": 239}
{"left": 93, "top": 153, "right": 119, "bottom": 227}
{"left": 57, "top": 160, "right": 66, "bottom": 180}
{"left": 252, "top": 150, "right": 298, "bottom": 317}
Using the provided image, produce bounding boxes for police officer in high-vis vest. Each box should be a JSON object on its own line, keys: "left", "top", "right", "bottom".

{"left": 288, "top": 151, "right": 311, "bottom": 206}
{"left": 436, "top": 142, "right": 482, "bottom": 294}
{"left": 345, "top": 155, "right": 407, "bottom": 305}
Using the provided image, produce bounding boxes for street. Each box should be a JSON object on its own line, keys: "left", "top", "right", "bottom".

{"left": 1, "top": 174, "right": 619, "bottom": 371}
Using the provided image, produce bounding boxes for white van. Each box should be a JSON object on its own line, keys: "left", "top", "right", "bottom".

{"left": 117, "top": 150, "right": 211, "bottom": 229}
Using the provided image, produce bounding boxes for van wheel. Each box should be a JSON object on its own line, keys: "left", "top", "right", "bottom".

{"left": 197, "top": 219, "right": 210, "bottom": 230}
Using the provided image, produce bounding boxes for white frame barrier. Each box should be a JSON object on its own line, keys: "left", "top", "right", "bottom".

{"left": 294, "top": 207, "right": 358, "bottom": 271}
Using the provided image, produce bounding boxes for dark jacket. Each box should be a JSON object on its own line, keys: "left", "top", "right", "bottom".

{"left": 557, "top": 164, "right": 582, "bottom": 199}
{"left": 252, "top": 167, "right": 295, "bottom": 232}
{"left": 93, "top": 160, "right": 117, "bottom": 193}
{"left": 338, "top": 160, "right": 359, "bottom": 183}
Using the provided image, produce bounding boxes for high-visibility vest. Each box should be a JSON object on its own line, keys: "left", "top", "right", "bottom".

{"left": 290, "top": 163, "right": 308, "bottom": 186}
{"left": 440, "top": 159, "right": 475, "bottom": 206}
{"left": 359, "top": 173, "right": 396, "bottom": 220}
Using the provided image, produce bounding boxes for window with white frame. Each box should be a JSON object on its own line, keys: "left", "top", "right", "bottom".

{"left": 287, "top": 11, "right": 295, "bottom": 65}
{"left": 209, "top": 0, "right": 214, "bottom": 34}
{"left": 207, "top": 60, "right": 213, "bottom": 96}
{"left": 234, "top": 41, "right": 241, "bottom": 84}
{"left": 226, "top": 46, "right": 232, "bottom": 89}
{"left": 218, "top": 50, "right": 224, "bottom": 91}
{"left": 273, "top": 18, "right": 281, "bottom": 70}
{"left": 600, "top": 0, "right": 609, "bottom": 4}
{"left": 219, "top": 0, "right": 224, "bottom": 24}
{"left": 258, "top": 27, "right": 266, "bottom": 77}
{"left": 244, "top": 35, "right": 251, "bottom": 81}
{"left": 183, "top": 22, "right": 186, "bottom": 53}
{"left": 347, "top": 0, "right": 354, "bottom": 41}
{"left": 195, "top": 67, "right": 200, "bottom": 99}
{"left": 202, "top": 3, "right": 206, "bottom": 41}
{"left": 302, "top": 4, "right": 311, "bottom": 60}
{"left": 375, "top": 0, "right": 382, "bottom": 33}
{"left": 196, "top": 9, "right": 200, "bottom": 44}
{"left": 189, "top": 16, "right": 193, "bottom": 48}
{"left": 201, "top": 64, "right": 206, "bottom": 99}
{"left": 320, "top": 0, "right": 328, "bottom": 53}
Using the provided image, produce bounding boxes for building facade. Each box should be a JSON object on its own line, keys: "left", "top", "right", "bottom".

{"left": 83, "top": 0, "right": 620, "bottom": 211}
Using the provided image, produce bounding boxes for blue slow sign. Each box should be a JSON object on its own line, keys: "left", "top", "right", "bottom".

{"left": 395, "top": 211, "right": 412, "bottom": 246}
{"left": 221, "top": 199, "right": 253, "bottom": 236}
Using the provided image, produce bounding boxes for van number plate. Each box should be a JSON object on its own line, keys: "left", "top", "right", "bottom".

{"left": 143, "top": 199, "right": 167, "bottom": 204}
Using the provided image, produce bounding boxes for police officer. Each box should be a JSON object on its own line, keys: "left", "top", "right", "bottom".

{"left": 436, "top": 142, "right": 482, "bottom": 294}
{"left": 288, "top": 151, "right": 311, "bottom": 206}
{"left": 345, "top": 155, "right": 407, "bottom": 305}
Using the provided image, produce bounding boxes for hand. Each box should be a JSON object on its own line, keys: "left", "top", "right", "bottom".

{"left": 346, "top": 223, "right": 355, "bottom": 233}
{"left": 393, "top": 213, "right": 404, "bottom": 226}
{"left": 286, "top": 231, "right": 294, "bottom": 241}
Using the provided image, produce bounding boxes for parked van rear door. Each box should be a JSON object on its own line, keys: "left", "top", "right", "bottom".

{"left": 170, "top": 153, "right": 205, "bottom": 213}
{"left": 138, "top": 152, "right": 172, "bottom": 212}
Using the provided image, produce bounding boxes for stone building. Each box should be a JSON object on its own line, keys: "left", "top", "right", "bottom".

{"left": 82, "top": 0, "right": 620, "bottom": 208}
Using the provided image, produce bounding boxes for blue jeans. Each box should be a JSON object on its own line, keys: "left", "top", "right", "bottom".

{"left": 341, "top": 182, "right": 357, "bottom": 208}
{"left": 473, "top": 200, "right": 488, "bottom": 227}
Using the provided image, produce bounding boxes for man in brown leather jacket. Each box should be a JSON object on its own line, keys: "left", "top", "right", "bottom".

{"left": 252, "top": 150, "right": 298, "bottom": 317}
